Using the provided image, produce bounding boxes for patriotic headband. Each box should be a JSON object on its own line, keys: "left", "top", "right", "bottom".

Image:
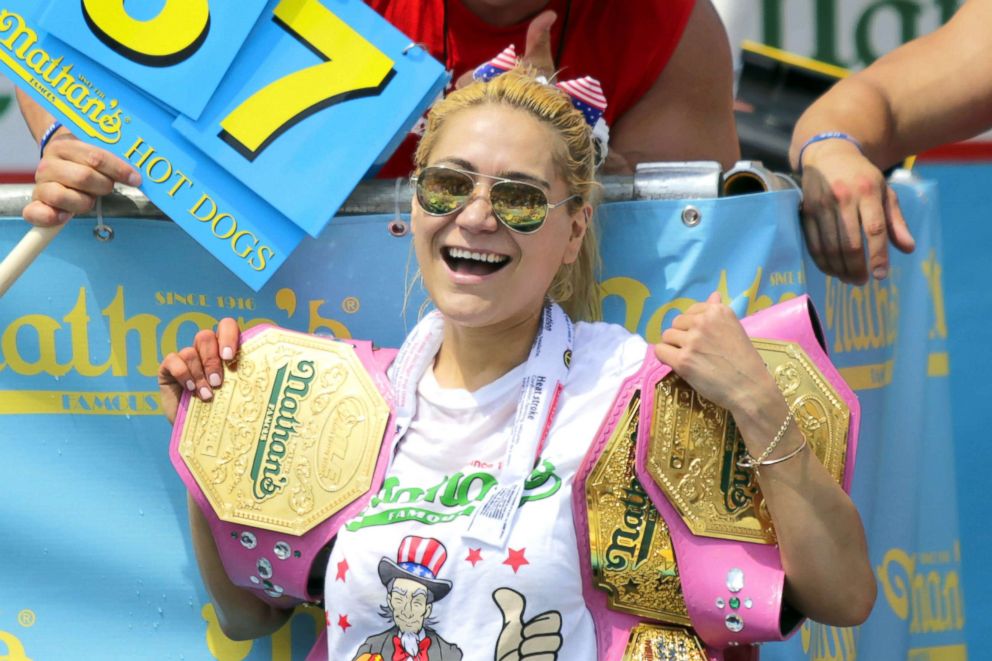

{"left": 473, "top": 45, "right": 611, "bottom": 168}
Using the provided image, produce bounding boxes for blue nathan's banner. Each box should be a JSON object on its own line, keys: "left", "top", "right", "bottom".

{"left": 0, "top": 0, "right": 447, "bottom": 289}
{"left": 0, "top": 182, "right": 966, "bottom": 659}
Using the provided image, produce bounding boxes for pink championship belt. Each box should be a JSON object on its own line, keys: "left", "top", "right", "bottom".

{"left": 573, "top": 295, "right": 860, "bottom": 659}
{"left": 169, "top": 325, "right": 396, "bottom": 612}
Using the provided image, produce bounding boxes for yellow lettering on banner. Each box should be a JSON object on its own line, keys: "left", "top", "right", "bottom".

{"left": 922, "top": 249, "right": 948, "bottom": 341}
{"left": 824, "top": 277, "right": 899, "bottom": 355}
{"left": 928, "top": 352, "right": 950, "bottom": 378}
{"left": 838, "top": 360, "right": 894, "bottom": 391}
{"left": 270, "top": 608, "right": 324, "bottom": 661}
{"left": 219, "top": 0, "right": 394, "bottom": 158}
{"left": 598, "top": 268, "right": 796, "bottom": 342}
{"left": 81, "top": 0, "right": 210, "bottom": 66}
{"left": 878, "top": 546, "right": 966, "bottom": 634}
{"left": 1, "top": 313, "right": 67, "bottom": 376}
{"left": 307, "top": 300, "right": 352, "bottom": 338}
{"left": 0, "top": 285, "right": 352, "bottom": 385}
{"left": 0, "top": 391, "right": 160, "bottom": 415}
{"left": 800, "top": 621, "right": 857, "bottom": 661}
{"left": 201, "top": 602, "right": 323, "bottom": 661}
{"left": 63, "top": 287, "right": 112, "bottom": 376}
{"left": 202, "top": 603, "right": 252, "bottom": 661}
{"left": 599, "top": 277, "right": 651, "bottom": 332}
{"left": 161, "top": 312, "right": 219, "bottom": 358}
{"left": 907, "top": 644, "right": 968, "bottom": 660}
{"left": 104, "top": 287, "right": 161, "bottom": 376}
{"left": 0, "top": 630, "right": 32, "bottom": 661}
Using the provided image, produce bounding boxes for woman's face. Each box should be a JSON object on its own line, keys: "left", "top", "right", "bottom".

{"left": 412, "top": 104, "right": 587, "bottom": 332}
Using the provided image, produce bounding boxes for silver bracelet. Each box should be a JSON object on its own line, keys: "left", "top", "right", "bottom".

{"left": 736, "top": 406, "right": 806, "bottom": 469}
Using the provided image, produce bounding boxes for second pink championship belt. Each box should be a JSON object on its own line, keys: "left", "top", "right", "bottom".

{"left": 169, "top": 326, "right": 397, "bottom": 608}
{"left": 573, "top": 295, "right": 860, "bottom": 660}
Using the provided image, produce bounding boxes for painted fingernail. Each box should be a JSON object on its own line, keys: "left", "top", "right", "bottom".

{"left": 199, "top": 387, "right": 213, "bottom": 401}
{"left": 209, "top": 373, "right": 221, "bottom": 387}
{"left": 873, "top": 267, "right": 888, "bottom": 279}
{"left": 185, "top": 380, "right": 195, "bottom": 391}
{"left": 221, "top": 347, "right": 234, "bottom": 361}
{"left": 128, "top": 172, "right": 142, "bottom": 187}
{"left": 57, "top": 211, "right": 71, "bottom": 223}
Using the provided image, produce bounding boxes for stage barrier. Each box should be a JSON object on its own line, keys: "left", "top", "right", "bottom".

{"left": 0, "top": 176, "right": 965, "bottom": 660}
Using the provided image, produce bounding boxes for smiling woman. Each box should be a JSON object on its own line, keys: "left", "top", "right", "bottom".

{"left": 158, "top": 68, "right": 875, "bottom": 660}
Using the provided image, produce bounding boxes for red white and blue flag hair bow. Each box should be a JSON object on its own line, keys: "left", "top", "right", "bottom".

{"left": 472, "top": 45, "right": 611, "bottom": 167}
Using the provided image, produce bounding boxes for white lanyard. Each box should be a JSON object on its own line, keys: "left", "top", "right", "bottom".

{"left": 388, "top": 302, "right": 573, "bottom": 548}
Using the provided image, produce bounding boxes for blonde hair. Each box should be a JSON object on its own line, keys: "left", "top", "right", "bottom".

{"left": 414, "top": 68, "right": 602, "bottom": 322}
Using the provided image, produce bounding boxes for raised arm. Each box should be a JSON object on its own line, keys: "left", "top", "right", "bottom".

{"left": 789, "top": 0, "right": 992, "bottom": 283}
{"left": 158, "top": 319, "right": 293, "bottom": 640}
{"left": 606, "top": 0, "right": 740, "bottom": 172}
{"left": 655, "top": 295, "right": 876, "bottom": 625}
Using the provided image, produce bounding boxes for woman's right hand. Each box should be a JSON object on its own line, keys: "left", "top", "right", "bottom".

{"left": 158, "top": 318, "right": 241, "bottom": 424}
{"left": 23, "top": 128, "right": 143, "bottom": 227}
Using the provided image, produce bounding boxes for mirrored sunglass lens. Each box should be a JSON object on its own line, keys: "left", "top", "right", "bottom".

{"left": 418, "top": 168, "right": 473, "bottom": 214}
{"left": 491, "top": 182, "right": 547, "bottom": 232}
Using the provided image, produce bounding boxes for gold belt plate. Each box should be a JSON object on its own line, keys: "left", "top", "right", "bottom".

{"left": 177, "top": 329, "right": 391, "bottom": 536}
{"left": 622, "top": 622, "right": 707, "bottom": 661}
{"left": 587, "top": 392, "right": 690, "bottom": 625}
{"left": 645, "top": 338, "right": 850, "bottom": 544}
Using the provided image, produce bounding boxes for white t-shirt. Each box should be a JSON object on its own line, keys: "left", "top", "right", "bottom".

{"left": 323, "top": 322, "right": 647, "bottom": 661}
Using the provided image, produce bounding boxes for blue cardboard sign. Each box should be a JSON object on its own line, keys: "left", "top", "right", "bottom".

{"left": 172, "top": 0, "right": 446, "bottom": 237}
{"left": 0, "top": 0, "right": 447, "bottom": 289}
{"left": 38, "top": 0, "right": 268, "bottom": 119}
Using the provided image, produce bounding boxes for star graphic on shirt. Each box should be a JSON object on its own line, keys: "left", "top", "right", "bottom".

{"left": 503, "top": 547, "right": 529, "bottom": 573}
{"left": 466, "top": 548, "right": 483, "bottom": 567}
{"left": 337, "top": 614, "right": 351, "bottom": 632}
{"left": 336, "top": 558, "right": 349, "bottom": 582}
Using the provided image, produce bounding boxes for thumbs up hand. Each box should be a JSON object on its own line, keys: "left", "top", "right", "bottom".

{"left": 493, "top": 587, "right": 563, "bottom": 661}
{"left": 455, "top": 10, "right": 558, "bottom": 90}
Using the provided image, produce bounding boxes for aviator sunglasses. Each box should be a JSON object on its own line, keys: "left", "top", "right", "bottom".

{"left": 412, "top": 165, "right": 580, "bottom": 234}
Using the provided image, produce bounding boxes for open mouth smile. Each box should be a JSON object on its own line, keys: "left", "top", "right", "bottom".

{"left": 442, "top": 247, "right": 511, "bottom": 276}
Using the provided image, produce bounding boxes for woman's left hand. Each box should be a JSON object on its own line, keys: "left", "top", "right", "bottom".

{"left": 654, "top": 292, "right": 776, "bottom": 413}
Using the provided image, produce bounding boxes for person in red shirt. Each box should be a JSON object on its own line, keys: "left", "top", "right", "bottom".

{"left": 368, "top": 0, "right": 739, "bottom": 177}
{"left": 15, "top": 0, "right": 738, "bottom": 226}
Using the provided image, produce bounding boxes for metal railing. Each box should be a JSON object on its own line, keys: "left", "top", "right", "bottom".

{"left": 0, "top": 161, "right": 798, "bottom": 295}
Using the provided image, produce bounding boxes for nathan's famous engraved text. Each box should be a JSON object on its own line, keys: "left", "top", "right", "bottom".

{"left": 251, "top": 360, "right": 316, "bottom": 500}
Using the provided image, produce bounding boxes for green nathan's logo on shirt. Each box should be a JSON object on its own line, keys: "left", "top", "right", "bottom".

{"left": 345, "top": 459, "right": 562, "bottom": 531}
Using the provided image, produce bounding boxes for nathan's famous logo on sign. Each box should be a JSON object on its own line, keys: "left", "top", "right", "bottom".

{"left": 601, "top": 266, "right": 801, "bottom": 342}
{"left": 824, "top": 276, "right": 899, "bottom": 356}
{"left": 604, "top": 476, "right": 659, "bottom": 573}
{"left": 251, "top": 359, "right": 317, "bottom": 500}
{"left": 0, "top": 285, "right": 359, "bottom": 417}
{"left": 878, "top": 542, "right": 965, "bottom": 635}
{"left": 0, "top": 10, "right": 123, "bottom": 143}
{"left": 801, "top": 621, "right": 856, "bottom": 661}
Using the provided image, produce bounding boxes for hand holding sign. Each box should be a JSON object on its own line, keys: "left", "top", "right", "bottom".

{"left": 493, "top": 587, "right": 563, "bottom": 661}
{"left": 0, "top": 0, "right": 447, "bottom": 294}
{"left": 24, "top": 128, "right": 141, "bottom": 227}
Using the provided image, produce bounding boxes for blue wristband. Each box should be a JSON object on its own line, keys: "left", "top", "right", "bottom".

{"left": 39, "top": 120, "right": 62, "bottom": 157}
{"left": 797, "top": 132, "right": 863, "bottom": 174}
